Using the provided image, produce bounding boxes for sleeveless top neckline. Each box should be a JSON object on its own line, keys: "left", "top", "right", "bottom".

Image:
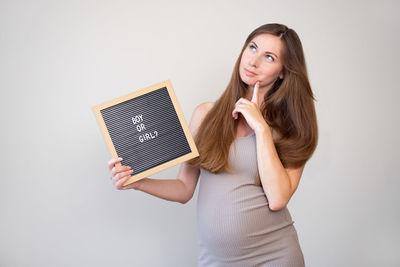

{"left": 235, "top": 131, "right": 255, "bottom": 140}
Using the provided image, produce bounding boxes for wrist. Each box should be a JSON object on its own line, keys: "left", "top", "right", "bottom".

{"left": 255, "top": 121, "right": 271, "bottom": 135}
{"left": 135, "top": 177, "right": 148, "bottom": 191}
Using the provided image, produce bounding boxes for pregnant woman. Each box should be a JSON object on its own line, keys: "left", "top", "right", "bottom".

{"left": 108, "top": 23, "right": 318, "bottom": 266}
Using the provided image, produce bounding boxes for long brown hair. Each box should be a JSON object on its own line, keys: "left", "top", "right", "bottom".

{"left": 187, "top": 23, "right": 318, "bottom": 186}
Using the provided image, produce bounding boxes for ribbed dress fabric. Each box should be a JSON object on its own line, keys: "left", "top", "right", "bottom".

{"left": 196, "top": 132, "right": 305, "bottom": 267}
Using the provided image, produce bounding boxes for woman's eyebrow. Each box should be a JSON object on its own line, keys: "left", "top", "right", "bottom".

{"left": 267, "top": 51, "right": 278, "bottom": 58}
{"left": 251, "top": 41, "right": 279, "bottom": 58}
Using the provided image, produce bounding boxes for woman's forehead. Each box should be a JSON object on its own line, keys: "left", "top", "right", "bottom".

{"left": 250, "top": 33, "right": 283, "bottom": 57}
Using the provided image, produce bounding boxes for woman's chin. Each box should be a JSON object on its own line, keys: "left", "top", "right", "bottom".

{"left": 246, "top": 80, "right": 259, "bottom": 87}
{"left": 241, "top": 77, "right": 257, "bottom": 87}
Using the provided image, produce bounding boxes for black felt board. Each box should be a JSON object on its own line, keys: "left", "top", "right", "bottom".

{"left": 100, "top": 87, "right": 191, "bottom": 174}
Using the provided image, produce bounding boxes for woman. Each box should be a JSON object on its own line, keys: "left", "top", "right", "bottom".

{"left": 108, "top": 23, "right": 318, "bottom": 266}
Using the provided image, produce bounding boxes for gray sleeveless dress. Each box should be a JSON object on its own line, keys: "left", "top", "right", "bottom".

{"left": 196, "top": 132, "right": 305, "bottom": 267}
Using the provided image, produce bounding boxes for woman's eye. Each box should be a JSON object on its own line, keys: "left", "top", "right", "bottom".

{"left": 266, "top": 55, "right": 274, "bottom": 61}
{"left": 249, "top": 44, "right": 256, "bottom": 51}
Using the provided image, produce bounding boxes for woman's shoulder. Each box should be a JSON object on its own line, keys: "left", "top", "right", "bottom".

{"left": 192, "top": 102, "right": 215, "bottom": 122}
{"left": 189, "top": 102, "right": 215, "bottom": 136}
{"left": 195, "top": 101, "right": 215, "bottom": 114}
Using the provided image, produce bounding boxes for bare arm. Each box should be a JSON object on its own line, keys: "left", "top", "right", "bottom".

{"left": 136, "top": 163, "right": 199, "bottom": 204}
{"left": 109, "top": 102, "right": 214, "bottom": 204}
{"left": 255, "top": 125, "right": 305, "bottom": 211}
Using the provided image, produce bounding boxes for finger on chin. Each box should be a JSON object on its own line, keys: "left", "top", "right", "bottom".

{"left": 251, "top": 81, "right": 260, "bottom": 103}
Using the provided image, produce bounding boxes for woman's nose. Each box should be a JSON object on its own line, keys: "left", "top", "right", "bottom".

{"left": 249, "top": 54, "right": 260, "bottom": 67}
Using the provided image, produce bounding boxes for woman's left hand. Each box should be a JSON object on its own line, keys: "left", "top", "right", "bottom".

{"left": 232, "top": 81, "right": 268, "bottom": 132}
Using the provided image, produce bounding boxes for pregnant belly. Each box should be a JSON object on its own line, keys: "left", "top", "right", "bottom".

{"left": 197, "top": 184, "right": 294, "bottom": 255}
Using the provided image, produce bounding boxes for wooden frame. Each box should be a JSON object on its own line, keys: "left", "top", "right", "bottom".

{"left": 92, "top": 80, "right": 199, "bottom": 186}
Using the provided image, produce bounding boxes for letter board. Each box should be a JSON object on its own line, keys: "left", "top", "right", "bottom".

{"left": 92, "top": 80, "right": 199, "bottom": 186}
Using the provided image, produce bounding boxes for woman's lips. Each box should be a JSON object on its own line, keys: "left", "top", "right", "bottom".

{"left": 244, "top": 68, "right": 257, "bottom": 76}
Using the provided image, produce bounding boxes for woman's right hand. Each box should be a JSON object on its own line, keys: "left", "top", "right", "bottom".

{"left": 108, "top": 158, "right": 142, "bottom": 190}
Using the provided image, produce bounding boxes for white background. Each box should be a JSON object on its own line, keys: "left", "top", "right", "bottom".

{"left": 1, "top": 0, "right": 399, "bottom": 266}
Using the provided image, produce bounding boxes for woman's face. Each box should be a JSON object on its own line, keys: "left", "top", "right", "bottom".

{"left": 239, "top": 33, "right": 284, "bottom": 89}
